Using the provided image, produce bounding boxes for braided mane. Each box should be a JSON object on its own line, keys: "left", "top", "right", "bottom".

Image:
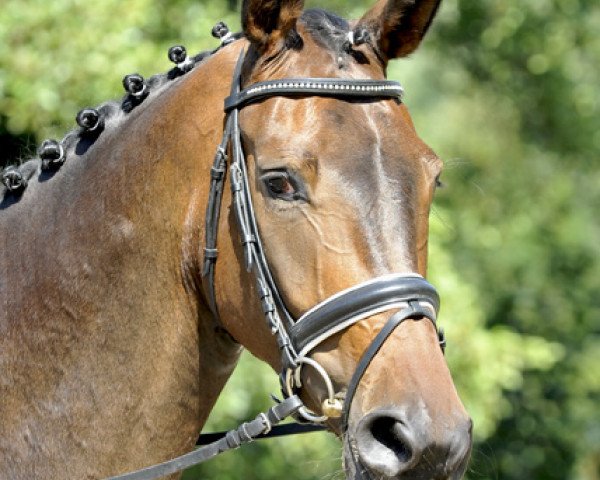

{"left": 1, "top": 9, "right": 363, "bottom": 203}
{"left": 0, "top": 22, "right": 241, "bottom": 201}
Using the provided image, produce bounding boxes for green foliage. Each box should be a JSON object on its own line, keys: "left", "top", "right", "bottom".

{"left": 1, "top": 0, "right": 598, "bottom": 479}
{"left": 401, "top": 1, "right": 600, "bottom": 478}
{"left": 427, "top": 215, "right": 565, "bottom": 441}
{"left": 0, "top": 0, "right": 239, "bottom": 146}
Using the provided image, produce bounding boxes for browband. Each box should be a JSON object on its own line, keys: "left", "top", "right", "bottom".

{"left": 225, "top": 78, "right": 404, "bottom": 111}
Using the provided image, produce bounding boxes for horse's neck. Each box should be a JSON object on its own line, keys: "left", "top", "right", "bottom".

{"left": 0, "top": 46, "right": 242, "bottom": 478}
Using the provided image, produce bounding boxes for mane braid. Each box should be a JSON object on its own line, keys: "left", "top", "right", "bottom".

{"left": 1, "top": 11, "right": 363, "bottom": 201}
{"left": 0, "top": 23, "right": 242, "bottom": 202}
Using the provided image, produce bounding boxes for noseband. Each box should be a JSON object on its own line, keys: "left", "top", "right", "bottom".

{"left": 203, "top": 50, "right": 445, "bottom": 426}
{"left": 107, "top": 47, "right": 445, "bottom": 480}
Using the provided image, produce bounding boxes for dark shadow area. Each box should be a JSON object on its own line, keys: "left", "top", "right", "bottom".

{"left": 0, "top": 191, "right": 24, "bottom": 210}
{"left": 74, "top": 136, "right": 97, "bottom": 156}
{"left": 38, "top": 168, "right": 59, "bottom": 183}
{"left": 0, "top": 115, "right": 37, "bottom": 169}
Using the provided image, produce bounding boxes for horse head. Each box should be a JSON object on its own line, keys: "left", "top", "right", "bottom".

{"left": 209, "top": 0, "right": 473, "bottom": 478}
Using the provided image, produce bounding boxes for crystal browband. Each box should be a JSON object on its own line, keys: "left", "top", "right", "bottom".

{"left": 224, "top": 78, "right": 404, "bottom": 111}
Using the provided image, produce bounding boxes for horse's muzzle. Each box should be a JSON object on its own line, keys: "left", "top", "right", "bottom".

{"left": 346, "top": 407, "right": 472, "bottom": 479}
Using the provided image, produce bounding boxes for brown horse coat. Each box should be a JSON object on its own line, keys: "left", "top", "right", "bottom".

{"left": 0, "top": 1, "right": 471, "bottom": 478}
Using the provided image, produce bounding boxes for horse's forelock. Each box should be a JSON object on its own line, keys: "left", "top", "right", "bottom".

{"left": 300, "top": 9, "right": 350, "bottom": 52}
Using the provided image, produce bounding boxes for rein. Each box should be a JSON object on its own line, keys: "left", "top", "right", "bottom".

{"left": 108, "top": 46, "right": 445, "bottom": 480}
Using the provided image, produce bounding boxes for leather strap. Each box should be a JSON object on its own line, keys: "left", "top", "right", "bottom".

{"left": 290, "top": 274, "right": 439, "bottom": 355}
{"left": 341, "top": 302, "right": 438, "bottom": 432}
{"left": 197, "top": 422, "right": 325, "bottom": 446}
{"left": 201, "top": 50, "right": 245, "bottom": 319}
{"left": 225, "top": 78, "right": 403, "bottom": 111}
{"left": 106, "top": 396, "right": 304, "bottom": 480}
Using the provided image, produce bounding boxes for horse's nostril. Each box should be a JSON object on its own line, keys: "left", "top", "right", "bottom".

{"left": 370, "top": 416, "right": 412, "bottom": 464}
{"left": 355, "top": 411, "right": 418, "bottom": 477}
{"left": 352, "top": 408, "right": 473, "bottom": 479}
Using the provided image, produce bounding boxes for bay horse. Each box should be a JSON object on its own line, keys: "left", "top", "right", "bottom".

{"left": 0, "top": 0, "right": 472, "bottom": 478}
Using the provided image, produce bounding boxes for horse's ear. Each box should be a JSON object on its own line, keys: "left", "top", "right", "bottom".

{"left": 242, "top": 0, "right": 304, "bottom": 53}
{"left": 356, "top": 0, "right": 442, "bottom": 62}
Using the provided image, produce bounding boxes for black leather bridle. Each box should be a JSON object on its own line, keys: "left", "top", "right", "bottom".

{"left": 107, "top": 47, "right": 445, "bottom": 480}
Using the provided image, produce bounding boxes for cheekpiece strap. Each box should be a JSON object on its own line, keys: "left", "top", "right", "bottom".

{"left": 202, "top": 49, "right": 247, "bottom": 319}
{"left": 225, "top": 78, "right": 404, "bottom": 112}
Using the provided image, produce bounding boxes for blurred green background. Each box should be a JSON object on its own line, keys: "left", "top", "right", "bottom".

{"left": 1, "top": 0, "right": 598, "bottom": 479}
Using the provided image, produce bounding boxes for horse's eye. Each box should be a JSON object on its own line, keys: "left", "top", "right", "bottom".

{"left": 264, "top": 173, "right": 297, "bottom": 199}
